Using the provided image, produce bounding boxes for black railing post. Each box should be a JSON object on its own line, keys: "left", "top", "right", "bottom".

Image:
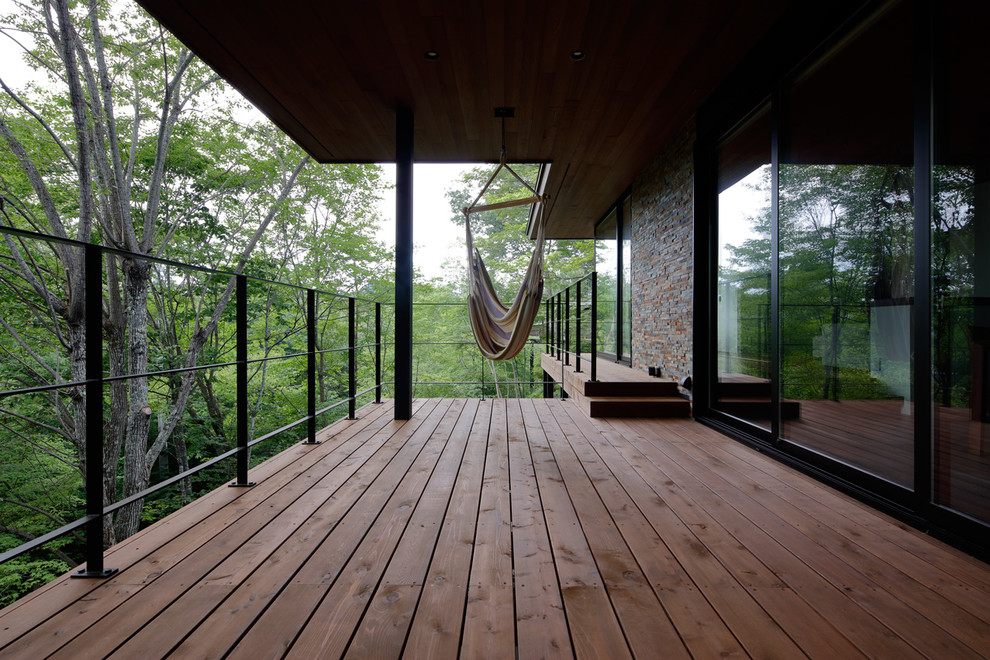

{"left": 591, "top": 271, "right": 598, "bottom": 382}
{"left": 230, "top": 274, "right": 254, "bottom": 487}
{"left": 303, "top": 289, "right": 319, "bottom": 444}
{"left": 74, "top": 243, "right": 116, "bottom": 578}
{"left": 556, "top": 293, "right": 562, "bottom": 360}
{"left": 575, "top": 279, "right": 582, "bottom": 373}
{"left": 375, "top": 302, "right": 382, "bottom": 403}
{"left": 548, "top": 298, "right": 554, "bottom": 357}
{"left": 564, "top": 286, "right": 570, "bottom": 366}
{"left": 543, "top": 298, "right": 550, "bottom": 353}
{"left": 348, "top": 296, "right": 357, "bottom": 420}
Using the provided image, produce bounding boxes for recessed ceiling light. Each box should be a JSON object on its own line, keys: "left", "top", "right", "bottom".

{"left": 424, "top": 50, "right": 440, "bottom": 61}
{"left": 570, "top": 50, "right": 586, "bottom": 61}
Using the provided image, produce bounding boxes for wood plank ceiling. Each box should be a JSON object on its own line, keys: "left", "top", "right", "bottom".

{"left": 135, "top": 0, "right": 792, "bottom": 237}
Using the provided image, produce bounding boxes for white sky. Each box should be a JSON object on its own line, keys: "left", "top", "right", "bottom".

{"left": 377, "top": 163, "right": 475, "bottom": 281}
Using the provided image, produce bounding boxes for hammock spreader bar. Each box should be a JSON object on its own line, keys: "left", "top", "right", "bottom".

{"left": 463, "top": 159, "right": 547, "bottom": 361}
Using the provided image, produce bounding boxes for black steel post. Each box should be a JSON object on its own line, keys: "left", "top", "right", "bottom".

{"left": 575, "top": 279, "right": 582, "bottom": 372}
{"left": 375, "top": 302, "right": 382, "bottom": 403}
{"left": 74, "top": 243, "right": 116, "bottom": 578}
{"left": 230, "top": 274, "right": 254, "bottom": 487}
{"left": 556, "top": 293, "right": 562, "bottom": 361}
{"left": 543, "top": 299, "right": 550, "bottom": 354}
{"left": 303, "top": 289, "right": 319, "bottom": 444}
{"left": 348, "top": 296, "right": 357, "bottom": 419}
{"left": 564, "top": 286, "right": 571, "bottom": 366}
{"left": 548, "top": 298, "right": 555, "bottom": 358}
{"left": 394, "top": 106, "right": 414, "bottom": 419}
{"left": 591, "top": 271, "right": 598, "bottom": 382}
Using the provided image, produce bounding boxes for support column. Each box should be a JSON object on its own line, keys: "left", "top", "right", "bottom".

{"left": 395, "top": 106, "right": 414, "bottom": 419}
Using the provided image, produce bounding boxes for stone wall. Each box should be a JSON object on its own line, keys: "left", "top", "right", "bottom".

{"left": 630, "top": 118, "right": 695, "bottom": 391}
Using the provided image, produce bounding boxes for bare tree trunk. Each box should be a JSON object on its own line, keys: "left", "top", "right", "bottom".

{"left": 115, "top": 259, "right": 153, "bottom": 539}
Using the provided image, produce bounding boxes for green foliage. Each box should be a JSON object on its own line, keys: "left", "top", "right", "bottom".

{"left": 0, "top": 556, "right": 70, "bottom": 607}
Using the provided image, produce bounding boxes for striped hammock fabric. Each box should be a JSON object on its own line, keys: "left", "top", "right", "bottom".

{"left": 463, "top": 162, "right": 546, "bottom": 361}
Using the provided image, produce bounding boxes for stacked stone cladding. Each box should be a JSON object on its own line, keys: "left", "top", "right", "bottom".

{"left": 630, "top": 118, "right": 695, "bottom": 394}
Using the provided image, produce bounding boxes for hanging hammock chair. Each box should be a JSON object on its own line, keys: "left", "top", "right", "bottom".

{"left": 463, "top": 157, "right": 547, "bottom": 361}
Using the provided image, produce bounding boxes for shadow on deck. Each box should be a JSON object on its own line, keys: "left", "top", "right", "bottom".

{"left": 2, "top": 398, "right": 989, "bottom": 658}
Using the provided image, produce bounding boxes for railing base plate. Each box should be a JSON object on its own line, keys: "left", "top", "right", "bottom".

{"left": 228, "top": 481, "right": 256, "bottom": 487}
{"left": 72, "top": 567, "right": 118, "bottom": 579}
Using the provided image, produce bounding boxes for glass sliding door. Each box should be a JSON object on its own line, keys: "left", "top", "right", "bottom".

{"left": 621, "top": 196, "right": 632, "bottom": 360}
{"left": 932, "top": 0, "right": 990, "bottom": 521}
{"left": 595, "top": 210, "right": 619, "bottom": 357}
{"left": 778, "top": 0, "right": 915, "bottom": 487}
{"left": 715, "top": 105, "right": 772, "bottom": 430}
{"left": 702, "top": 0, "right": 990, "bottom": 548}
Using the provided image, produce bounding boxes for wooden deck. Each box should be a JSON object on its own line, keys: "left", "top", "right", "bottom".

{"left": 3, "top": 398, "right": 990, "bottom": 659}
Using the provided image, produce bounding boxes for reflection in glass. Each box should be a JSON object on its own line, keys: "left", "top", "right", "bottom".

{"left": 779, "top": 0, "right": 914, "bottom": 487}
{"left": 621, "top": 199, "right": 632, "bottom": 360}
{"left": 932, "top": 0, "right": 990, "bottom": 521}
{"left": 596, "top": 210, "right": 619, "bottom": 357}
{"left": 716, "top": 106, "right": 772, "bottom": 430}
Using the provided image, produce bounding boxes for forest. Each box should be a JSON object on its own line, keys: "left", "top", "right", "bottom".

{"left": 0, "top": 1, "right": 597, "bottom": 605}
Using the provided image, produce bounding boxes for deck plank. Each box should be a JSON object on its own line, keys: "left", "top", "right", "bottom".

{"left": 149, "top": 401, "right": 429, "bottom": 660}
{"left": 219, "top": 398, "right": 448, "bottom": 659}
{"left": 283, "top": 399, "right": 465, "bottom": 659}
{"left": 506, "top": 399, "right": 572, "bottom": 659}
{"left": 3, "top": 398, "right": 990, "bottom": 660}
{"left": 402, "top": 399, "right": 493, "bottom": 658}
{"left": 460, "top": 399, "right": 516, "bottom": 659}
{"left": 664, "top": 418, "right": 990, "bottom": 656}
{"left": 523, "top": 402, "right": 633, "bottom": 659}
{"left": 343, "top": 399, "right": 480, "bottom": 658}
{"left": 616, "top": 416, "right": 922, "bottom": 658}
{"left": 548, "top": 399, "right": 749, "bottom": 659}
{"left": 605, "top": 416, "right": 871, "bottom": 659}
{"left": 576, "top": 412, "right": 809, "bottom": 659}
{"left": 527, "top": 399, "right": 689, "bottom": 659}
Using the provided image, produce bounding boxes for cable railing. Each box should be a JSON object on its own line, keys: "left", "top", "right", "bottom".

{"left": 411, "top": 301, "right": 545, "bottom": 399}
{"left": 0, "top": 225, "right": 389, "bottom": 578}
{"left": 545, "top": 271, "right": 598, "bottom": 383}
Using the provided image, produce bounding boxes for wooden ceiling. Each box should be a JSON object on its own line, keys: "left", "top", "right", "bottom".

{"left": 135, "top": 0, "right": 792, "bottom": 238}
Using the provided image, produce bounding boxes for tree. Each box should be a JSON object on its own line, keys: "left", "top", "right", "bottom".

{"left": 0, "top": 0, "right": 388, "bottom": 551}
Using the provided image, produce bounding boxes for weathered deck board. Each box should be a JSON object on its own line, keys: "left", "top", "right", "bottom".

{"left": 3, "top": 398, "right": 990, "bottom": 659}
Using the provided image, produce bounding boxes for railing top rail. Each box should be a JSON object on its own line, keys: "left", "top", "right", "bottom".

{"left": 0, "top": 225, "right": 390, "bottom": 306}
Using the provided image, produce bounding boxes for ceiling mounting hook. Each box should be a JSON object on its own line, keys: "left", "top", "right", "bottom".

{"left": 494, "top": 107, "right": 514, "bottom": 164}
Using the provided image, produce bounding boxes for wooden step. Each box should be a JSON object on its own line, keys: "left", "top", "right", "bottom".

{"left": 585, "top": 396, "right": 691, "bottom": 418}
{"left": 541, "top": 353, "right": 691, "bottom": 418}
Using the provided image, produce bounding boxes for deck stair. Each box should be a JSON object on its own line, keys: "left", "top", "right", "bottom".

{"left": 541, "top": 353, "right": 690, "bottom": 418}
